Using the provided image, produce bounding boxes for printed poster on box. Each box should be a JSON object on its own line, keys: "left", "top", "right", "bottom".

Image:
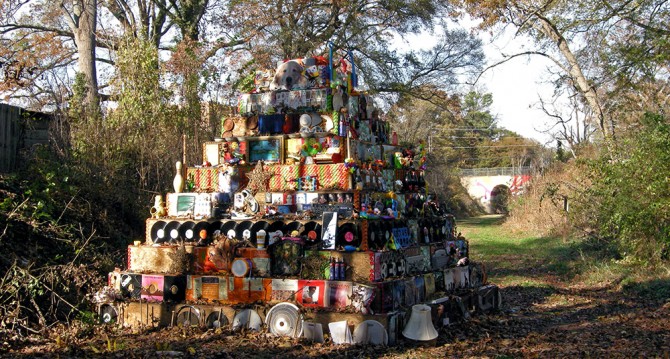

{"left": 141, "top": 274, "right": 165, "bottom": 302}
{"left": 297, "top": 280, "right": 326, "bottom": 308}
{"left": 271, "top": 278, "right": 299, "bottom": 302}
{"left": 325, "top": 281, "right": 353, "bottom": 308}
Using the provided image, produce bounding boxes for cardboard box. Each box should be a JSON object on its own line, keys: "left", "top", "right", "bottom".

{"left": 140, "top": 274, "right": 187, "bottom": 302}
{"left": 297, "top": 280, "right": 326, "bottom": 308}
{"left": 120, "top": 272, "right": 142, "bottom": 299}
{"left": 185, "top": 275, "right": 229, "bottom": 302}
{"left": 127, "top": 245, "right": 184, "bottom": 274}
{"left": 325, "top": 281, "right": 353, "bottom": 308}
{"left": 227, "top": 277, "right": 272, "bottom": 304}
{"left": 271, "top": 278, "right": 299, "bottom": 302}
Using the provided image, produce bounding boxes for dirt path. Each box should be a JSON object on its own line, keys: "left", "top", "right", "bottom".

{"left": 453, "top": 215, "right": 670, "bottom": 358}
{"left": 5, "top": 216, "right": 670, "bottom": 358}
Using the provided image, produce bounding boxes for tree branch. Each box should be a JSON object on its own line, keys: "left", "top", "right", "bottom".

{"left": 0, "top": 23, "right": 74, "bottom": 38}
{"left": 474, "top": 51, "right": 568, "bottom": 85}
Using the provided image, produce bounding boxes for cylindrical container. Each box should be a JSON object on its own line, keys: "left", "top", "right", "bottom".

{"left": 258, "top": 115, "right": 269, "bottom": 134}
{"left": 256, "top": 229, "right": 267, "bottom": 249}
{"left": 272, "top": 114, "right": 284, "bottom": 134}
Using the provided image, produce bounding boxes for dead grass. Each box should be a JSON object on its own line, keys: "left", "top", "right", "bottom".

{"left": 502, "top": 161, "right": 586, "bottom": 238}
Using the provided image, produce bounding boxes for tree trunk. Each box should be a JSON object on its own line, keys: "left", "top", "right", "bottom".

{"left": 71, "top": 0, "right": 99, "bottom": 113}
{"left": 536, "top": 14, "right": 610, "bottom": 140}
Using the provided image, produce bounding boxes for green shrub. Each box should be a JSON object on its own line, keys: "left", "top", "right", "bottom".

{"left": 578, "top": 112, "right": 670, "bottom": 262}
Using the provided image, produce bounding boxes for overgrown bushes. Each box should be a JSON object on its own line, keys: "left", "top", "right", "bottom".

{"left": 575, "top": 113, "right": 670, "bottom": 262}
{"left": 507, "top": 112, "right": 670, "bottom": 264}
{"left": 0, "top": 37, "right": 224, "bottom": 344}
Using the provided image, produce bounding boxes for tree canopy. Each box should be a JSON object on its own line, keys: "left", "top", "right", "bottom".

{"left": 0, "top": 0, "right": 484, "bottom": 113}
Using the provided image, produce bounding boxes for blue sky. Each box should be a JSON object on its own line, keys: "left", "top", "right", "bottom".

{"left": 396, "top": 24, "right": 559, "bottom": 145}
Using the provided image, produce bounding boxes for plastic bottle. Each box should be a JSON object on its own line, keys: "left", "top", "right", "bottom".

{"left": 329, "top": 257, "right": 336, "bottom": 280}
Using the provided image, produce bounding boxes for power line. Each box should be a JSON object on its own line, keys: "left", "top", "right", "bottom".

{"left": 446, "top": 135, "right": 515, "bottom": 139}
{"left": 442, "top": 128, "right": 496, "bottom": 131}
{"left": 443, "top": 144, "right": 542, "bottom": 149}
{"left": 454, "top": 157, "right": 535, "bottom": 161}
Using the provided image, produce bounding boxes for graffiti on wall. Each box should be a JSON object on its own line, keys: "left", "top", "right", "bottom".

{"left": 461, "top": 174, "right": 532, "bottom": 207}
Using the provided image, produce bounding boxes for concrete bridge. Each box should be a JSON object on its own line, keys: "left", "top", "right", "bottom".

{"left": 459, "top": 167, "right": 533, "bottom": 213}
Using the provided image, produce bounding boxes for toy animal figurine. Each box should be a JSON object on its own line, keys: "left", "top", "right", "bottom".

{"left": 150, "top": 195, "right": 166, "bottom": 219}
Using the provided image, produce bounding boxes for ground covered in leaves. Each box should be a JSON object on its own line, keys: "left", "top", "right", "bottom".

{"left": 4, "top": 216, "right": 670, "bottom": 358}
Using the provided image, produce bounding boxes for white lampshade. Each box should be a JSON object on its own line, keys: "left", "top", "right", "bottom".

{"left": 402, "top": 304, "right": 438, "bottom": 341}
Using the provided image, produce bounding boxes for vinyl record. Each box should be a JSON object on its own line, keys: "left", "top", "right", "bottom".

{"left": 376, "top": 221, "right": 388, "bottom": 248}
{"left": 163, "top": 275, "right": 187, "bottom": 302}
{"left": 232, "top": 309, "right": 263, "bottom": 331}
{"left": 353, "top": 320, "right": 388, "bottom": 346}
{"left": 150, "top": 221, "right": 167, "bottom": 244}
{"left": 175, "top": 306, "right": 201, "bottom": 327}
{"left": 283, "top": 221, "right": 303, "bottom": 238}
{"left": 220, "top": 220, "right": 236, "bottom": 239}
{"left": 99, "top": 304, "right": 118, "bottom": 324}
{"left": 193, "top": 221, "right": 211, "bottom": 245}
{"left": 235, "top": 221, "right": 253, "bottom": 241}
{"left": 302, "top": 221, "right": 322, "bottom": 247}
{"left": 250, "top": 221, "right": 270, "bottom": 245}
{"left": 179, "top": 221, "right": 196, "bottom": 242}
{"left": 337, "top": 222, "right": 359, "bottom": 248}
{"left": 208, "top": 220, "right": 222, "bottom": 236}
{"left": 164, "top": 221, "right": 181, "bottom": 244}
{"left": 265, "top": 302, "right": 303, "bottom": 338}
{"left": 205, "top": 310, "right": 230, "bottom": 329}
{"left": 267, "top": 220, "right": 285, "bottom": 234}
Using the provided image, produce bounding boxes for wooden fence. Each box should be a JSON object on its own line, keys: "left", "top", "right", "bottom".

{"left": 0, "top": 104, "right": 51, "bottom": 173}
